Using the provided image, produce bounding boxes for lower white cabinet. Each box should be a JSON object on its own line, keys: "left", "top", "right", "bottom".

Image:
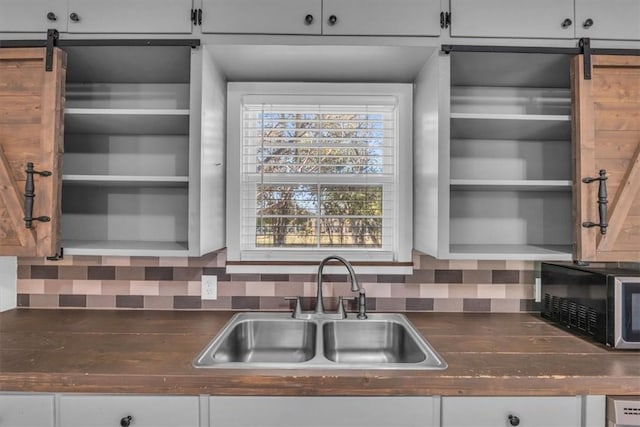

{"left": 58, "top": 395, "right": 200, "bottom": 427}
{"left": 442, "top": 396, "right": 583, "bottom": 427}
{"left": 0, "top": 394, "right": 55, "bottom": 427}
{"left": 209, "top": 396, "right": 438, "bottom": 427}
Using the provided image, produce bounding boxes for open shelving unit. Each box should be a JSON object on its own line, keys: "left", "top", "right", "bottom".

{"left": 447, "top": 51, "right": 573, "bottom": 260}
{"left": 61, "top": 45, "right": 195, "bottom": 256}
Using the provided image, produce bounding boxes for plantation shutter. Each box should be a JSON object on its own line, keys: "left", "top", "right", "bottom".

{"left": 239, "top": 101, "right": 398, "bottom": 254}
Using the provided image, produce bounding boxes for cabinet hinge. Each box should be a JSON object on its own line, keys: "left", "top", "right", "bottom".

{"left": 45, "top": 29, "right": 58, "bottom": 72}
{"left": 440, "top": 11, "right": 450, "bottom": 29}
{"left": 191, "top": 8, "right": 203, "bottom": 26}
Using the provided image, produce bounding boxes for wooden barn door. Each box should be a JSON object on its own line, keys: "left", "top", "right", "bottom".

{"left": 573, "top": 55, "right": 640, "bottom": 262}
{"left": 0, "top": 48, "right": 65, "bottom": 257}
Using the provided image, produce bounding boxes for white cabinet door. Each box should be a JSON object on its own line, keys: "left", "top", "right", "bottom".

{"left": 442, "top": 396, "right": 582, "bottom": 427}
{"left": 450, "top": 0, "right": 575, "bottom": 38}
{"left": 201, "top": 0, "right": 321, "bottom": 34}
{"left": 210, "top": 396, "right": 438, "bottom": 427}
{"left": 58, "top": 395, "right": 200, "bottom": 427}
{"left": 322, "top": 0, "right": 441, "bottom": 36}
{"left": 576, "top": 0, "right": 640, "bottom": 40}
{"left": 0, "top": 394, "right": 54, "bottom": 427}
{"left": 66, "top": 0, "right": 193, "bottom": 33}
{"left": 0, "top": 0, "right": 67, "bottom": 32}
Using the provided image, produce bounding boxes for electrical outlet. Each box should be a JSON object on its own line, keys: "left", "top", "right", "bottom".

{"left": 535, "top": 277, "right": 541, "bottom": 303}
{"left": 201, "top": 275, "right": 217, "bottom": 300}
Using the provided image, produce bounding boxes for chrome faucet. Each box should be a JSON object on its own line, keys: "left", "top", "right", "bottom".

{"left": 286, "top": 255, "right": 367, "bottom": 320}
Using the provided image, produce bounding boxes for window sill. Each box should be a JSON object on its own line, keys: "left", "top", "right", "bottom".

{"left": 225, "top": 261, "right": 413, "bottom": 275}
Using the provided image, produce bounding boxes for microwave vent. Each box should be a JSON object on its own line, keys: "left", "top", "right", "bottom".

{"left": 543, "top": 293, "right": 598, "bottom": 335}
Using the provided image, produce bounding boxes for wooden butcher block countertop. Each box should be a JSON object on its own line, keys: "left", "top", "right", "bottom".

{"left": 0, "top": 310, "right": 638, "bottom": 396}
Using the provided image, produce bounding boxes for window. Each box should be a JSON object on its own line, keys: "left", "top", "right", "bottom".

{"left": 227, "top": 83, "right": 412, "bottom": 262}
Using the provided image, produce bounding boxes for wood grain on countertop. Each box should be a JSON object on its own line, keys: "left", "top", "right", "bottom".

{"left": 0, "top": 310, "right": 638, "bottom": 396}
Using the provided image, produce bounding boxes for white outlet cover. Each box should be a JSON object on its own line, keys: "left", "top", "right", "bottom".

{"left": 201, "top": 275, "right": 217, "bottom": 300}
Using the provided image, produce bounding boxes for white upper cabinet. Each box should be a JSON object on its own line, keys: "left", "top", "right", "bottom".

{"left": 201, "top": 0, "right": 321, "bottom": 34}
{"left": 201, "top": 0, "right": 440, "bottom": 35}
{"left": 0, "top": 0, "right": 67, "bottom": 32}
{"left": 449, "top": 0, "right": 575, "bottom": 38}
{"left": 575, "top": 0, "right": 640, "bottom": 40}
{"left": 65, "top": 0, "right": 194, "bottom": 33}
{"left": 322, "top": 0, "right": 441, "bottom": 36}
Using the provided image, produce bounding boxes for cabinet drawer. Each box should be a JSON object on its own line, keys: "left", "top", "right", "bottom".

{"left": 210, "top": 396, "right": 437, "bottom": 427}
{"left": 0, "top": 394, "right": 54, "bottom": 427}
{"left": 59, "top": 395, "right": 200, "bottom": 427}
{"left": 442, "top": 396, "right": 581, "bottom": 427}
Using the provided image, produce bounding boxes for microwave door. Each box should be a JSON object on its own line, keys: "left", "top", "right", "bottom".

{"left": 615, "top": 278, "right": 640, "bottom": 349}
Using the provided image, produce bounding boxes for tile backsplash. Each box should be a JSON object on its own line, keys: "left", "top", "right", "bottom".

{"left": 15, "top": 250, "right": 550, "bottom": 313}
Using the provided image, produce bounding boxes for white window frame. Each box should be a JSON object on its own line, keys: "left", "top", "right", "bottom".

{"left": 226, "top": 82, "right": 412, "bottom": 263}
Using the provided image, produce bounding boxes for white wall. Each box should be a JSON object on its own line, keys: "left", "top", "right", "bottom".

{"left": 0, "top": 256, "right": 17, "bottom": 312}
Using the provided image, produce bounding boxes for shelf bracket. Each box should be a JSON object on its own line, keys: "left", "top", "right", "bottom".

{"left": 579, "top": 37, "right": 591, "bottom": 80}
{"left": 45, "top": 29, "right": 58, "bottom": 72}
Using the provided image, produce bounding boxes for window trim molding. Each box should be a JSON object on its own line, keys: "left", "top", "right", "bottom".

{"left": 226, "top": 82, "right": 413, "bottom": 263}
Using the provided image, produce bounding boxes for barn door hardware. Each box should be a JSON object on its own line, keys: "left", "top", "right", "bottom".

{"left": 45, "top": 29, "right": 58, "bottom": 71}
{"left": 23, "top": 162, "right": 52, "bottom": 229}
{"left": 582, "top": 169, "right": 608, "bottom": 234}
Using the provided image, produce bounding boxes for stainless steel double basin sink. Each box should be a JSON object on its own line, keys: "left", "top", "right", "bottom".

{"left": 193, "top": 313, "right": 447, "bottom": 370}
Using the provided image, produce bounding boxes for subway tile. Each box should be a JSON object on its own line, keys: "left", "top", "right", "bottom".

{"left": 406, "top": 298, "right": 434, "bottom": 311}
{"left": 391, "top": 283, "right": 420, "bottom": 298}
{"left": 31, "top": 265, "right": 58, "bottom": 279}
{"left": 321, "top": 274, "right": 348, "bottom": 283}
{"left": 202, "top": 297, "right": 233, "bottom": 310}
{"left": 218, "top": 282, "right": 246, "bottom": 297}
{"left": 59, "top": 266, "right": 88, "bottom": 280}
{"left": 375, "top": 298, "right": 406, "bottom": 312}
{"left": 435, "top": 270, "right": 463, "bottom": 283}
{"left": 158, "top": 281, "right": 188, "bottom": 296}
{"left": 490, "top": 298, "right": 521, "bottom": 313}
{"left": 492, "top": 270, "right": 520, "bottom": 284}
{"left": 187, "top": 281, "right": 201, "bottom": 296}
{"left": 463, "top": 298, "right": 491, "bottom": 312}
{"left": 448, "top": 260, "right": 479, "bottom": 270}
{"left": 131, "top": 281, "right": 161, "bottom": 296}
{"left": 246, "top": 282, "right": 276, "bottom": 297}
{"left": 232, "top": 296, "right": 260, "bottom": 310}
{"left": 130, "top": 257, "right": 160, "bottom": 267}
{"left": 59, "top": 294, "right": 87, "bottom": 308}
{"left": 420, "top": 256, "right": 450, "bottom": 269}
{"left": 143, "top": 296, "right": 175, "bottom": 310}
{"left": 362, "top": 282, "right": 391, "bottom": 298}
{"left": 87, "top": 266, "right": 115, "bottom": 280}
{"left": 72, "top": 280, "right": 103, "bottom": 295}
{"left": 173, "top": 296, "right": 202, "bottom": 309}
{"left": 520, "top": 270, "right": 537, "bottom": 284}
{"left": 116, "top": 295, "right": 144, "bottom": 309}
{"left": 274, "top": 282, "right": 305, "bottom": 297}
{"left": 477, "top": 284, "right": 506, "bottom": 299}
{"left": 364, "top": 297, "right": 376, "bottom": 312}
{"left": 231, "top": 273, "right": 261, "bottom": 282}
{"left": 448, "top": 284, "right": 478, "bottom": 299}
{"left": 420, "top": 283, "right": 449, "bottom": 298}
{"left": 406, "top": 269, "right": 435, "bottom": 283}
{"left": 462, "top": 270, "right": 492, "bottom": 284}
{"left": 505, "top": 260, "right": 537, "bottom": 270}
{"left": 433, "top": 298, "right": 463, "bottom": 312}
{"left": 145, "top": 267, "right": 173, "bottom": 281}
{"left": 17, "top": 294, "right": 30, "bottom": 307}
{"left": 115, "top": 267, "right": 145, "bottom": 281}
{"left": 159, "top": 257, "right": 189, "bottom": 267}
{"left": 260, "top": 274, "right": 290, "bottom": 282}
{"left": 520, "top": 299, "right": 541, "bottom": 312}
{"left": 288, "top": 274, "right": 315, "bottom": 282}
{"left": 44, "top": 280, "right": 73, "bottom": 295}
{"left": 70, "top": 256, "right": 103, "bottom": 266}
{"left": 477, "top": 260, "right": 507, "bottom": 270}
{"left": 17, "top": 279, "right": 45, "bottom": 294}
{"left": 377, "top": 274, "right": 406, "bottom": 283}
{"left": 260, "top": 296, "right": 290, "bottom": 310}
{"left": 101, "top": 281, "right": 133, "bottom": 296}
{"left": 17, "top": 257, "right": 43, "bottom": 265}
{"left": 17, "top": 265, "right": 31, "bottom": 279}
{"left": 202, "top": 267, "right": 230, "bottom": 281}
{"left": 30, "top": 294, "right": 59, "bottom": 308}
{"left": 173, "top": 267, "right": 203, "bottom": 281}
{"left": 101, "top": 256, "right": 131, "bottom": 266}
{"left": 505, "top": 284, "right": 534, "bottom": 299}
{"left": 87, "top": 295, "right": 116, "bottom": 309}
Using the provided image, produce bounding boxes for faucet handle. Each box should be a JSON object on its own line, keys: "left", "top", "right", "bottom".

{"left": 337, "top": 296, "right": 356, "bottom": 318}
{"left": 284, "top": 296, "right": 302, "bottom": 319}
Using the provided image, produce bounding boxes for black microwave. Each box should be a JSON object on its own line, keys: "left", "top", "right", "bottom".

{"left": 541, "top": 262, "right": 640, "bottom": 349}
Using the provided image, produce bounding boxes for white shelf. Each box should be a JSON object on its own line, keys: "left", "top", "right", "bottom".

{"left": 451, "top": 86, "right": 571, "bottom": 116}
{"left": 448, "top": 244, "right": 573, "bottom": 261}
{"left": 450, "top": 179, "right": 572, "bottom": 191}
{"left": 63, "top": 175, "right": 189, "bottom": 187}
{"left": 65, "top": 109, "right": 190, "bottom": 135}
{"left": 62, "top": 240, "right": 189, "bottom": 257}
{"left": 450, "top": 114, "right": 570, "bottom": 140}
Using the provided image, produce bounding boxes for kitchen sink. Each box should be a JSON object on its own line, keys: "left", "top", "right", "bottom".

{"left": 193, "top": 312, "right": 447, "bottom": 370}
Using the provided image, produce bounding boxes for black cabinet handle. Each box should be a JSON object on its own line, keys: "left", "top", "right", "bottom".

{"left": 69, "top": 12, "right": 80, "bottom": 22}
{"left": 561, "top": 18, "right": 572, "bottom": 28}
{"left": 46, "top": 12, "right": 57, "bottom": 21}
{"left": 508, "top": 414, "right": 520, "bottom": 426}
{"left": 328, "top": 15, "right": 337, "bottom": 25}
{"left": 120, "top": 415, "right": 133, "bottom": 427}
{"left": 583, "top": 18, "right": 594, "bottom": 28}
{"left": 23, "top": 162, "right": 51, "bottom": 229}
{"left": 304, "top": 14, "right": 314, "bottom": 25}
{"left": 582, "top": 169, "right": 608, "bottom": 235}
